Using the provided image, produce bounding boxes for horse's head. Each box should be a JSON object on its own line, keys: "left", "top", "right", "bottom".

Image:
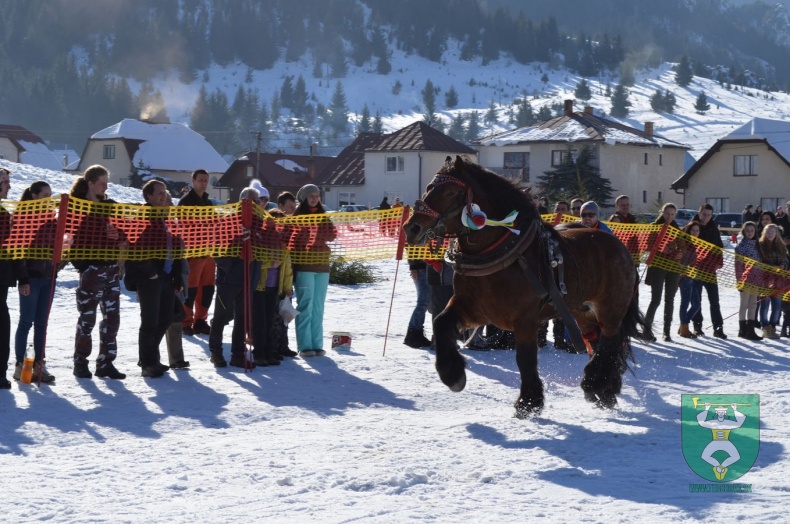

{"left": 404, "top": 156, "right": 472, "bottom": 245}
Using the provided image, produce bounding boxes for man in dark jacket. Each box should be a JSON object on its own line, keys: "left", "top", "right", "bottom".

{"left": 0, "top": 168, "right": 14, "bottom": 388}
{"left": 608, "top": 195, "right": 637, "bottom": 224}
{"left": 692, "top": 203, "right": 727, "bottom": 338}
{"left": 742, "top": 204, "right": 758, "bottom": 225}
{"left": 124, "top": 180, "right": 182, "bottom": 378}
{"left": 178, "top": 169, "right": 216, "bottom": 336}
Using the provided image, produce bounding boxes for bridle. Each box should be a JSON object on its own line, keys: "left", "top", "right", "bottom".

{"left": 412, "top": 172, "right": 473, "bottom": 240}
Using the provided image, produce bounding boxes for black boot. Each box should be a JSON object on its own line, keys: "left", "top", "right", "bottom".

{"left": 693, "top": 322, "right": 704, "bottom": 337}
{"left": 537, "top": 321, "right": 548, "bottom": 349}
{"left": 747, "top": 320, "right": 763, "bottom": 341}
{"left": 737, "top": 320, "right": 747, "bottom": 339}
{"left": 404, "top": 327, "right": 432, "bottom": 348}
{"left": 552, "top": 321, "right": 569, "bottom": 350}
{"left": 782, "top": 325, "right": 790, "bottom": 338}
{"left": 73, "top": 359, "right": 92, "bottom": 379}
{"left": 713, "top": 325, "right": 727, "bottom": 339}
{"left": 643, "top": 323, "right": 657, "bottom": 343}
{"left": 663, "top": 325, "right": 673, "bottom": 342}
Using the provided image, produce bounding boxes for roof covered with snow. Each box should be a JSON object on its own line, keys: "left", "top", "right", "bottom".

{"left": 478, "top": 111, "right": 688, "bottom": 149}
{"left": 0, "top": 124, "right": 64, "bottom": 171}
{"left": 91, "top": 119, "right": 228, "bottom": 173}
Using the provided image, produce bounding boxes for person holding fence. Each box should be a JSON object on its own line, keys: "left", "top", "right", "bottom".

{"left": 290, "top": 184, "right": 337, "bottom": 357}
{"left": 12, "top": 181, "right": 57, "bottom": 383}
{"left": 69, "top": 165, "right": 126, "bottom": 379}
{"left": 0, "top": 168, "right": 14, "bottom": 389}
{"left": 734, "top": 221, "right": 763, "bottom": 341}
{"left": 691, "top": 203, "right": 727, "bottom": 339}
{"left": 757, "top": 223, "right": 787, "bottom": 339}
{"left": 644, "top": 203, "right": 682, "bottom": 342}
{"left": 677, "top": 221, "right": 703, "bottom": 339}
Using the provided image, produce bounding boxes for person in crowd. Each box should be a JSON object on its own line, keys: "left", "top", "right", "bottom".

{"left": 161, "top": 192, "right": 190, "bottom": 369}
{"left": 644, "top": 203, "right": 681, "bottom": 342}
{"left": 251, "top": 192, "right": 293, "bottom": 366}
{"left": 756, "top": 210, "right": 776, "bottom": 237}
{"left": 277, "top": 191, "right": 297, "bottom": 216}
{"left": 403, "top": 254, "right": 432, "bottom": 349}
{"left": 0, "top": 168, "right": 14, "bottom": 389}
{"left": 777, "top": 201, "right": 790, "bottom": 247}
{"left": 290, "top": 184, "right": 337, "bottom": 357}
{"left": 734, "top": 221, "right": 763, "bottom": 341}
{"left": 608, "top": 195, "right": 637, "bottom": 224}
{"left": 12, "top": 181, "right": 57, "bottom": 383}
{"left": 691, "top": 203, "right": 728, "bottom": 339}
{"left": 208, "top": 188, "right": 260, "bottom": 368}
{"left": 178, "top": 168, "right": 216, "bottom": 336}
{"left": 742, "top": 204, "right": 758, "bottom": 225}
{"left": 570, "top": 198, "right": 584, "bottom": 217}
{"left": 537, "top": 196, "right": 549, "bottom": 215}
{"left": 69, "top": 165, "right": 126, "bottom": 379}
{"left": 392, "top": 198, "right": 403, "bottom": 208}
{"left": 755, "top": 205, "right": 763, "bottom": 218}
{"left": 379, "top": 196, "right": 391, "bottom": 210}
{"left": 757, "top": 223, "right": 787, "bottom": 339}
{"left": 579, "top": 201, "right": 612, "bottom": 233}
{"left": 553, "top": 201, "right": 570, "bottom": 216}
{"left": 249, "top": 179, "right": 270, "bottom": 209}
{"left": 123, "top": 180, "right": 183, "bottom": 378}
{"left": 677, "top": 221, "right": 703, "bottom": 339}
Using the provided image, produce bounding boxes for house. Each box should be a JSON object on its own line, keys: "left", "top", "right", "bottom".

{"left": 74, "top": 119, "right": 228, "bottom": 199}
{"left": 315, "top": 121, "right": 477, "bottom": 209}
{"left": 219, "top": 147, "right": 335, "bottom": 203}
{"left": 671, "top": 118, "right": 790, "bottom": 213}
{"left": 475, "top": 100, "right": 689, "bottom": 213}
{"left": 0, "top": 124, "right": 64, "bottom": 171}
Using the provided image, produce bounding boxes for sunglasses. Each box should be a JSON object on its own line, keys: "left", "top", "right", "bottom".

{"left": 581, "top": 212, "right": 597, "bottom": 218}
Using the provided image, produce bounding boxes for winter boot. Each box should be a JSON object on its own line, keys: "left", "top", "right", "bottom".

{"left": 643, "top": 322, "right": 657, "bottom": 343}
{"left": 12, "top": 362, "right": 22, "bottom": 381}
{"left": 693, "top": 322, "right": 705, "bottom": 337}
{"left": 782, "top": 325, "right": 790, "bottom": 338}
{"left": 552, "top": 321, "right": 569, "bottom": 350}
{"left": 404, "top": 327, "right": 432, "bottom": 348}
{"left": 712, "top": 325, "right": 728, "bottom": 339}
{"left": 737, "top": 320, "right": 747, "bottom": 339}
{"left": 95, "top": 362, "right": 126, "bottom": 380}
{"left": 537, "top": 322, "right": 548, "bottom": 349}
{"left": 745, "top": 320, "right": 763, "bottom": 341}
{"left": 662, "top": 325, "right": 673, "bottom": 342}
{"left": 73, "top": 359, "right": 92, "bottom": 379}
{"left": 31, "top": 361, "right": 55, "bottom": 383}
{"left": 678, "top": 324, "right": 696, "bottom": 339}
{"left": 761, "top": 325, "right": 774, "bottom": 339}
{"left": 768, "top": 324, "right": 781, "bottom": 340}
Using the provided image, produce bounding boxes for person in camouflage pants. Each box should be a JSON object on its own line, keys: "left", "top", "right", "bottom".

{"left": 75, "top": 264, "right": 121, "bottom": 367}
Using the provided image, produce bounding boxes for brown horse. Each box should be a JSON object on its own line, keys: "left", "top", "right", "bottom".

{"left": 404, "top": 156, "right": 645, "bottom": 417}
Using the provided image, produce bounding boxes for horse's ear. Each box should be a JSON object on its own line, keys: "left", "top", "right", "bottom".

{"left": 454, "top": 155, "right": 465, "bottom": 170}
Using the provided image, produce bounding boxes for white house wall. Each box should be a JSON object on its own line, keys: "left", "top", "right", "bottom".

{"left": 0, "top": 138, "right": 20, "bottom": 162}
{"left": 79, "top": 139, "right": 132, "bottom": 184}
{"left": 683, "top": 142, "right": 789, "bottom": 213}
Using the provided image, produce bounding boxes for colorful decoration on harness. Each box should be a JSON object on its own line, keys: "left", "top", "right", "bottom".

{"left": 461, "top": 204, "right": 520, "bottom": 234}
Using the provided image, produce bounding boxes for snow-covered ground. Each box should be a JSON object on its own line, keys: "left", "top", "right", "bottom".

{"left": 1, "top": 164, "right": 787, "bottom": 522}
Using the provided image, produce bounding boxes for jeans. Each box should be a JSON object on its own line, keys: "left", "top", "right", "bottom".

{"left": 692, "top": 281, "right": 724, "bottom": 328}
{"left": 760, "top": 296, "right": 782, "bottom": 327}
{"left": 678, "top": 278, "right": 702, "bottom": 325}
{"left": 408, "top": 269, "right": 430, "bottom": 331}
{"left": 15, "top": 277, "right": 55, "bottom": 362}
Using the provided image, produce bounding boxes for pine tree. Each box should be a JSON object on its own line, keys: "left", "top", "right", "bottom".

{"left": 610, "top": 83, "right": 631, "bottom": 118}
{"left": 280, "top": 76, "right": 294, "bottom": 109}
{"left": 448, "top": 113, "right": 466, "bottom": 141}
{"left": 445, "top": 85, "right": 459, "bottom": 108}
{"left": 676, "top": 55, "right": 693, "bottom": 87}
{"left": 514, "top": 94, "right": 535, "bottom": 127}
{"left": 358, "top": 104, "right": 372, "bottom": 133}
{"left": 293, "top": 75, "right": 308, "bottom": 117}
{"left": 537, "top": 145, "right": 613, "bottom": 205}
{"left": 694, "top": 91, "right": 711, "bottom": 114}
{"left": 650, "top": 89, "right": 664, "bottom": 112}
{"left": 536, "top": 106, "right": 553, "bottom": 121}
{"left": 662, "top": 90, "right": 676, "bottom": 114}
{"left": 422, "top": 79, "right": 438, "bottom": 126}
{"left": 466, "top": 110, "right": 481, "bottom": 142}
{"left": 574, "top": 79, "right": 592, "bottom": 101}
{"left": 373, "top": 110, "right": 384, "bottom": 133}
{"left": 484, "top": 100, "right": 498, "bottom": 130}
{"left": 329, "top": 81, "right": 349, "bottom": 135}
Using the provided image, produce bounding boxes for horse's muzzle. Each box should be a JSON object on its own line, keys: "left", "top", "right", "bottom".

{"left": 404, "top": 222, "right": 428, "bottom": 245}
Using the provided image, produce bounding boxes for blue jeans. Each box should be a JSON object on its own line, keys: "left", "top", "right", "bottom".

{"left": 760, "top": 296, "right": 782, "bottom": 327}
{"left": 295, "top": 271, "right": 330, "bottom": 351}
{"left": 15, "top": 277, "right": 55, "bottom": 362}
{"left": 678, "top": 278, "right": 702, "bottom": 325}
{"left": 408, "top": 269, "right": 430, "bottom": 331}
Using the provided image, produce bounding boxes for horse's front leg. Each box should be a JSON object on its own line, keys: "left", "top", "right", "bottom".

{"left": 513, "top": 322, "right": 544, "bottom": 418}
{"left": 433, "top": 304, "right": 467, "bottom": 392}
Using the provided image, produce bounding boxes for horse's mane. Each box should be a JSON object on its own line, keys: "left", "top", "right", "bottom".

{"left": 443, "top": 157, "right": 540, "bottom": 221}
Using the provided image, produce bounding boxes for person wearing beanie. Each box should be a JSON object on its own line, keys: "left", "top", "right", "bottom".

{"left": 249, "top": 179, "right": 270, "bottom": 206}
{"left": 289, "top": 184, "right": 337, "bottom": 357}
{"left": 579, "top": 201, "right": 612, "bottom": 233}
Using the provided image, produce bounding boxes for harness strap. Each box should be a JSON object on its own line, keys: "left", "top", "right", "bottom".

{"left": 516, "top": 254, "right": 587, "bottom": 354}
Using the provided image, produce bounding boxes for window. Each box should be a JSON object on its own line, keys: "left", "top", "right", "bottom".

{"left": 386, "top": 155, "right": 404, "bottom": 173}
{"left": 642, "top": 191, "right": 647, "bottom": 204}
{"left": 658, "top": 191, "right": 662, "bottom": 201}
{"left": 659, "top": 154, "right": 663, "bottom": 166}
{"left": 338, "top": 192, "right": 356, "bottom": 206}
{"left": 644, "top": 152, "right": 648, "bottom": 165}
{"left": 503, "top": 152, "right": 530, "bottom": 182}
{"left": 733, "top": 155, "right": 758, "bottom": 176}
{"left": 706, "top": 198, "right": 730, "bottom": 213}
{"left": 103, "top": 144, "right": 115, "bottom": 160}
{"left": 551, "top": 150, "right": 568, "bottom": 167}
{"left": 761, "top": 198, "right": 783, "bottom": 213}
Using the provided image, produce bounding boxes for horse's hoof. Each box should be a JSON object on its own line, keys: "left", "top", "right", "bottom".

{"left": 513, "top": 398, "right": 543, "bottom": 418}
{"left": 447, "top": 372, "right": 466, "bottom": 392}
{"left": 436, "top": 355, "right": 466, "bottom": 391}
{"left": 595, "top": 392, "right": 618, "bottom": 409}
{"left": 583, "top": 390, "right": 598, "bottom": 403}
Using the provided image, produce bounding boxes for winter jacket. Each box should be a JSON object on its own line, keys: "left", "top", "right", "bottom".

{"left": 693, "top": 215, "right": 724, "bottom": 271}
{"left": 70, "top": 198, "right": 126, "bottom": 272}
{"left": 289, "top": 206, "right": 337, "bottom": 273}
{"left": 734, "top": 237, "right": 761, "bottom": 284}
{"left": 123, "top": 207, "right": 184, "bottom": 292}
{"left": 178, "top": 189, "right": 213, "bottom": 207}
{"left": 0, "top": 205, "right": 14, "bottom": 287}
{"left": 608, "top": 212, "right": 637, "bottom": 224}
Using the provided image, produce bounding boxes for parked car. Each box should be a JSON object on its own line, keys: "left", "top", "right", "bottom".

{"left": 674, "top": 208, "right": 698, "bottom": 227}
{"left": 713, "top": 213, "right": 743, "bottom": 229}
{"left": 338, "top": 204, "right": 369, "bottom": 213}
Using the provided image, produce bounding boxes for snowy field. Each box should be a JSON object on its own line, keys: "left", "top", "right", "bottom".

{"left": 1, "top": 252, "right": 787, "bottom": 522}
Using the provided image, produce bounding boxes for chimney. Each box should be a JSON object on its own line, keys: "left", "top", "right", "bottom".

{"left": 583, "top": 106, "right": 593, "bottom": 115}
{"left": 644, "top": 122, "right": 654, "bottom": 138}
{"left": 310, "top": 142, "right": 318, "bottom": 157}
{"left": 564, "top": 99, "right": 574, "bottom": 116}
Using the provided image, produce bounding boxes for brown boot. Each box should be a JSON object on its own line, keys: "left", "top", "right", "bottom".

{"left": 678, "top": 323, "right": 696, "bottom": 339}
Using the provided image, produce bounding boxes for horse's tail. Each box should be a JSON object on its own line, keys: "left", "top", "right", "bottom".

{"left": 616, "top": 295, "right": 645, "bottom": 374}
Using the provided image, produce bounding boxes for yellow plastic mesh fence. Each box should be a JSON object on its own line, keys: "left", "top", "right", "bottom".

{"left": 1, "top": 198, "right": 788, "bottom": 300}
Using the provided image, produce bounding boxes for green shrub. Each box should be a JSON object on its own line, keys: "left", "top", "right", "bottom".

{"left": 329, "top": 258, "right": 377, "bottom": 285}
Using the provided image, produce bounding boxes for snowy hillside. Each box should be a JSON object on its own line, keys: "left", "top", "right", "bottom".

{"left": 151, "top": 46, "right": 790, "bottom": 159}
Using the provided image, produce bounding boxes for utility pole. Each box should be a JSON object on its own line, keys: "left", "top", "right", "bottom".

{"left": 250, "top": 130, "right": 262, "bottom": 179}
